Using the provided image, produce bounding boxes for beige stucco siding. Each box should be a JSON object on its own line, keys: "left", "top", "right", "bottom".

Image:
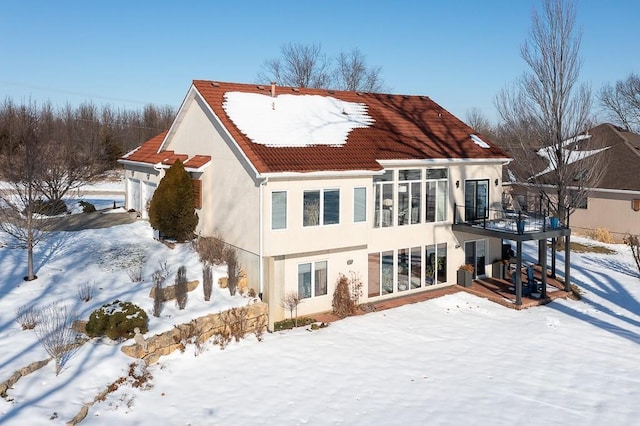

{"left": 571, "top": 190, "right": 640, "bottom": 241}
{"left": 163, "top": 94, "right": 261, "bottom": 256}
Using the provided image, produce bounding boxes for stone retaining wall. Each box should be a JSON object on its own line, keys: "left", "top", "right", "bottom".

{"left": 122, "top": 301, "right": 268, "bottom": 364}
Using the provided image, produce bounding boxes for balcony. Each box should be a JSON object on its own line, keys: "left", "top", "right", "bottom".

{"left": 451, "top": 204, "right": 571, "bottom": 241}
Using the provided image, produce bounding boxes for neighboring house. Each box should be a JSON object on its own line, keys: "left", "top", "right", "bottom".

{"left": 503, "top": 123, "right": 640, "bottom": 241}
{"left": 120, "top": 80, "right": 569, "bottom": 327}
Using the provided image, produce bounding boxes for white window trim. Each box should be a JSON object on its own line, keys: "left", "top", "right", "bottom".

{"left": 271, "top": 190, "right": 288, "bottom": 230}
{"left": 302, "top": 188, "right": 340, "bottom": 227}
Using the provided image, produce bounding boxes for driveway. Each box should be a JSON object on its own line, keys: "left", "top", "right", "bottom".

{"left": 48, "top": 209, "right": 137, "bottom": 232}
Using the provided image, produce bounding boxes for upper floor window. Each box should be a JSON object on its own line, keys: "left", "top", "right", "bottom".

{"left": 374, "top": 170, "right": 394, "bottom": 228}
{"left": 464, "top": 179, "right": 489, "bottom": 222}
{"left": 271, "top": 191, "right": 287, "bottom": 230}
{"left": 426, "top": 169, "right": 448, "bottom": 222}
{"left": 354, "top": 187, "right": 366, "bottom": 222}
{"left": 398, "top": 169, "right": 422, "bottom": 225}
{"left": 303, "top": 189, "right": 340, "bottom": 226}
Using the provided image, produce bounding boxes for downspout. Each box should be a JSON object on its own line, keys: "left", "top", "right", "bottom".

{"left": 259, "top": 176, "right": 269, "bottom": 299}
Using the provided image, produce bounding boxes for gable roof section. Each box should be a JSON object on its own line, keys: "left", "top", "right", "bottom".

{"left": 120, "top": 131, "right": 211, "bottom": 171}
{"left": 503, "top": 123, "right": 640, "bottom": 192}
{"left": 591, "top": 124, "right": 640, "bottom": 191}
{"left": 192, "top": 80, "right": 508, "bottom": 174}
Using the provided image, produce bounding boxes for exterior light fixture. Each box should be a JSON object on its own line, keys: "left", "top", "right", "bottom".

{"left": 456, "top": 180, "right": 460, "bottom": 188}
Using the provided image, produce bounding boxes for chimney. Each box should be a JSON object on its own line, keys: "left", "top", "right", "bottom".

{"left": 271, "top": 82, "right": 276, "bottom": 110}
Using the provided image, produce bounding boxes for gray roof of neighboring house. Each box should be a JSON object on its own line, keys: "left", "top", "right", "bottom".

{"left": 501, "top": 123, "right": 640, "bottom": 192}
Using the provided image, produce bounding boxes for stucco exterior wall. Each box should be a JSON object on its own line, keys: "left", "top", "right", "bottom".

{"left": 262, "top": 161, "right": 505, "bottom": 321}
{"left": 163, "top": 94, "right": 261, "bottom": 256}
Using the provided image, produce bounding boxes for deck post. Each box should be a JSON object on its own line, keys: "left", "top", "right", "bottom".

{"left": 515, "top": 240, "right": 523, "bottom": 306}
{"left": 551, "top": 238, "right": 557, "bottom": 278}
{"left": 564, "top": 234, "right": 571, "bottom": 292}
{"left": 541, "top": 239, "right": 548, "bottom": 298}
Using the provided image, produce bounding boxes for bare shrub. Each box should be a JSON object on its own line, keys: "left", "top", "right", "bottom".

{"left": 332, "top": 272, "right": 362, "bottom": 318}
{"left": 589, "top": 228, "right": 616, "bottom": 244}
{"left": 152, "top": 271, "right": 164, "bottom": 317}
{"left": 172, "top": 321, "right": 202, "bottom": 355}
{"left": 193, "top": 235, "right": 226, "bottom": 265}
{"left": 158, "top": 258, "right": 171, "bottom": 281}
{"left": 226, "top": 248, "right": 240, "bottom": 296}
{"left": 281, "top": 291, "right": 302, "bottom": 327}
{"left": 127, "top": 264, "right": 143, "bottom": 283}
{"left": 624, "top": 234, "right": 640, "bottom": 275}
{"left": 254, "top": 314, "right": 267, "bottom": 342}
{"left": 247, "top": 288, "right": 257, "bottom": 298}
{"left": 175, "top": 265, "right": 188, "bottom": 310}
{"left": 203, "top": 263, "right": 213, "bottom": 302}
{"left": 77, "top": 282, "right": 94, "bottom": 302}
{"left": 220, "top": 307, "right": 248, "bottom": 343}
{"left": 16, "top": 304, "right": 39, "bottom": 330}
{"left": 34, "top": 303, "right": 80, "bottom": 376}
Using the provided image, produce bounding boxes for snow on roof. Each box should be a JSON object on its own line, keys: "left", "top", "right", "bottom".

{"left": 222, "top": 92, "right": 374, "bottom": 147}
{"left": 534, "top": 134, "right": 610, "bottom": 178}
{"left": 470, "top": 134, "right": 490, "bottom": 148}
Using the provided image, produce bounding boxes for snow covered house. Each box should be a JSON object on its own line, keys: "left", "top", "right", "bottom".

{"left": 120, "top": 80, "right": 569, "bottom": 327}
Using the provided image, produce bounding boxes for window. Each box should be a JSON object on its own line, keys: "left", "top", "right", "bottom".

{"left": 298, "top": 261, "right": 328, "bottom": 299}
{"left": 368, "top": 253, "right": 380, "bottom": 297}
{"left": 271, "top": 191, "right": 287, "bottom": 230}
{"left": 425, "top": 243, "right": 447, "bottom": 285}
{"left": 192, "top": 179, "right": 202, "bottom": 209}
{"left": 464, "top": 179, "right": 489, "bottom": 222}
{"left": 426, "top": 169, "right": 448, "bottom": 222}
{"left": 374, "top": 170, "right": 394, "bottom": 227}
{"left": 398, "top": 246, "right": 422, "bottom": 291}
{"left": 398, "top": 169, "right": 422, "bottom": 225}
{"left": 354, "top": 187, "right": 366, "bottom": 222}
{"left": 303, "top": 189, "right": 340, "bottom": 226}
{"left": 570, "top": 190, "right": 588, "bottom": 210}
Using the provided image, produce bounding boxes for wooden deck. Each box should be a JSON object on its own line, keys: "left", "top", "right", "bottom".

{"left": 313, "top": 267, "right": 570, "bottom": 323}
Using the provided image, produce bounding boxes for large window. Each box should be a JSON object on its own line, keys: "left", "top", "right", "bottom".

{"left": 298, "top": 261, "right": 328, "bottom": 299}
{"left": 374, "top": 171, "right": 394, "bottom": 228}
{"left": 303, "top": 189, "right": 339, "bottom": 226}
{"left": 465, "top": 179, "right": 489, "bottom": 222}
{"left": 425, "top": 243, "right": 447, "bottom": 285}
{"left": 271, "top": 191, "right": 287, "bottom": 230}
{"left": 398, "top": 169, "right": 422, "bottom": 225}
{"left": 397, "top": 246, "right": 422, "bottom": 291}
{"left": 426, "top": 169, "right": 448, "bottom": 222}
{"left": 354, "top": 187, "right": 366, "bottom": 222}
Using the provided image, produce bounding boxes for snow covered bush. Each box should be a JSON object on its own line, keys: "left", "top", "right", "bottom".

{"left": 85, "top": 300, "right": 148, "bottom": 340}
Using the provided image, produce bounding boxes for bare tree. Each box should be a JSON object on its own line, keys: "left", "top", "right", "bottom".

{"left": 34, "top": 302, "right": 79, "bottom": 376}
{"left": 599, "top": 73, "right": 640, "bottom": 132}
{"left": 333, "top": 48, "right": 384, "bottom": 92}
{"left": 0, "top": 100, "right": 52, "bottom": 280}
{"left": 281, "top": 291, "right": 302, "bottom": 326}
{"left": 495, "top": 0, "right": 604, "bottom": 221}
{"left": 258, "top": 43, "right": 385, "bottom": 92}
{"left": 259, "top": 43, "right": 331, "bottom": 89}
{"left": 465, "top": 107, "right": 494, "bottom": 137}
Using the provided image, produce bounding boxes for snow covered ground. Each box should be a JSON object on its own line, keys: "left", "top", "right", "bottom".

{"left": 0, "top": 186, "right": 639, "bottom": 425}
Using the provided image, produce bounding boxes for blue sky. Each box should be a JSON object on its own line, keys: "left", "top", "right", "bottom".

{"left": 1, "top": 0, "right": 638, "bottom": 123}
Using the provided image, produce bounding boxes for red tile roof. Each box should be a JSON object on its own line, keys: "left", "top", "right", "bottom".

{"left": 123, "top": 80, "right": 508, "bottom": 174}
{"left": 120, "top": 131, "right": 211, "bottom": 170}
{"left": 193, "top": 81, "right": 508, "bottom": 174}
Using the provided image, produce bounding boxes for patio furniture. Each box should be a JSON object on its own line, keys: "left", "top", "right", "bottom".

{"left": 526, "top": 266, "right": 541, "bottom": 294}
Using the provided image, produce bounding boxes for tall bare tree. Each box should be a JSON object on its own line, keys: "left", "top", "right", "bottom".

{"left": 259, "top": 43, "right": 331, "bottom": 89}
{"left": 333, "top": 48, "right": 384, "bottom": 92}
{"left": 495, "top": 0, "right": 603, "bottom": 221}
{"left": 258, "top": 43, "right": 385, "bottom": 92}
{"left": 599, "top": 73, "right": 640, "bottom": 132}
{"left": 0, "top": 100, "right": 52, "bottom": 280}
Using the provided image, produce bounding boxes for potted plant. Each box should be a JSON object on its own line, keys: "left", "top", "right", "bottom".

{"left": 457, "top": 264, "right": 474, "bottom": 288}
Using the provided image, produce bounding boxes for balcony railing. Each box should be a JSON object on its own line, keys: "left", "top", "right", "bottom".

{"left": 453, "top": 204, "right": 566, "bottom": 235}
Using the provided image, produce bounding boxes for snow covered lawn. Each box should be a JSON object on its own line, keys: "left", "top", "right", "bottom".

{"left": 1, "top": 216, "right": 639, "bottom": 425}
